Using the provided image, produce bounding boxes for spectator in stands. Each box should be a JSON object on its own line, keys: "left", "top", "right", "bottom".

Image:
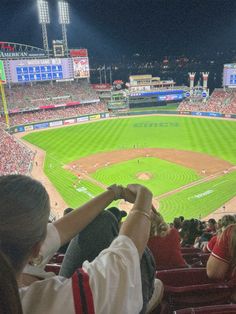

{"left": 60, "top": 207, "right": 160, "bottom": 314}
{"left": 204, "top": 215, "right": 235, "bottom": 253}
{"left": 173, "top": 217, "right": 182, "bottom": 230}
{"left": 148, "top": 212, "right": 187, "bottom": 270}
{"left": 207, "top": 223, "right": 236, "bottom": 281}
{"left": 0, "top": 175, "right": 159, "bottom": 314}
{"left": 205, "top": 218, "right": 217, "bottom": 234}
{"left": 107, "top": 206, "right": 127, "bottom": 226}
{"left": 180, "top": 219, "right": 203, "bottom": 247}
{"left": 0, "top": 251, "right": 23, "bottom": 314}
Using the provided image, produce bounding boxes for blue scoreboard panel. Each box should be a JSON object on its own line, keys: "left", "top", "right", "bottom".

{"left": 7, "top": 58, "right": 74, "bottom": 83}
{"left": 16, "top": 64, "right": 63, "bottom": 82}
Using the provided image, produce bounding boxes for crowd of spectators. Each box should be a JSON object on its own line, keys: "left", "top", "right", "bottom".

{"left": 0, "top": 80, "right": 99, "bottom": 111}
{"left": 1, "top": 168, "right": 236, "bottom": 313}
{"left": 178, "top": 88, "right": 236, "bottom": 114}
{"left": 0, "top": 128, "right": 34, "bottom": 175}
{"left": 0, "top": 102, "right": 107, "bottom": 126}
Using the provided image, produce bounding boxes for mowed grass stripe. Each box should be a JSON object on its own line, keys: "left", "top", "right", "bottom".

{"left": 160, "top": 171, "right": 236, "bottom": 221}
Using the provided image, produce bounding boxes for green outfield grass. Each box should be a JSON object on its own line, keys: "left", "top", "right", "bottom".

{"left": 23, "top": 115, "right": 236, "bottom": 219}
{"left": 92, "top": 157, "right": 200, "bottom": 194}
{"left": 160, "top": 171, "right": 236, "bottom": 222}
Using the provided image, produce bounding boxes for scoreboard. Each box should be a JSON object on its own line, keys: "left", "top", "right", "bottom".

{"left": 223, "top": 64, "right": 236, "bottom": 87}
{"left": 16, "top": 64, "right": 63, "bottom": 82}
{"left": 5, "top": 58, "right": 74, "bottom": 83}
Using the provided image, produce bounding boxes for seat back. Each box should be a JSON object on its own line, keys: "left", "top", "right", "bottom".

{"left": 156, "top": 268, "right": 231, "bottom": 313}
{"left": 174, "top": 304, "right": 236, "bottom": 314}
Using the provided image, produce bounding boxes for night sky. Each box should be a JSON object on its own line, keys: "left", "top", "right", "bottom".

{"left": 1, "top": 0, "right": 236, "bottom": 61}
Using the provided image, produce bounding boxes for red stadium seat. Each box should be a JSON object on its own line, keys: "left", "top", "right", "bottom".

{"left": 45, "top": 263, "right": 61, "bottom": 275}
{"left": 174, "top": 304, "right": 236, "bottom": 314}
{"left": 155, "top": 268, "right": 232, "bottom": 313}
{"left": 55, "top": 254, "right": 65, "bottom": 264}
{"left": 181, "top": 253, "right": 200, "bottom": 265}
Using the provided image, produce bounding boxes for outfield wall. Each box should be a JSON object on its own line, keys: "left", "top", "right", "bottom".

{"left": 9, "top": 110, "right": 236, "bottom": 133}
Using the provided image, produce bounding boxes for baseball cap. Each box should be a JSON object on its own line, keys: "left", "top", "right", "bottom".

{"left": 107, "top": 207, "right": 127, "bottom": 222}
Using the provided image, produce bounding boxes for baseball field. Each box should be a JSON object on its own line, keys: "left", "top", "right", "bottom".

{"left": 23, "top": 115, "right": 236, "bottom": 221}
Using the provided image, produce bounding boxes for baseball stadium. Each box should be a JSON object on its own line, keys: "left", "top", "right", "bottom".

{"left": 1, "top": 1, "right": 236, "bottom": 313}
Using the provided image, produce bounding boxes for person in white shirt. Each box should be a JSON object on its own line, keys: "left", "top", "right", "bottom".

{"left": 0, "top": 175, "right": 162, "bottom": 314}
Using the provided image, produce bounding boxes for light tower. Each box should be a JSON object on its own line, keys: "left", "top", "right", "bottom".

{"left": 188, "top": 72, "right": 196, "bottom": 95}
{"left": 37, "top": 0, "right": 50, "bottom": 57}
{"left": 58, "top": 1, "right": 70, "bottom": 57}
{"left": 201, "top": 72, "right": 209, "bottom": 90}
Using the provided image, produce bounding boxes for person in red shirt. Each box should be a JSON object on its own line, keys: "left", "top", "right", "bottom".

{"left": 207, "top": 223, "right": 236, "bottom": 281}
{"left": 204, "top": 215, "right": 235, "bottom": 253}
{"left": 147, "top": 212, "right": 187, "bottom": 270}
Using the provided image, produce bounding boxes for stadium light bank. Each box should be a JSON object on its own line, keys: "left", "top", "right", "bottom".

{"left": 58, "top": 1, "right": 70, "bottom": 57}
{"left": 37, "top": 0, "right": 50, "bottom": 57}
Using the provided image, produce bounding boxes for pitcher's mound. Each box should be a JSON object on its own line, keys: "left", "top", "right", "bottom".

{"left": 137, "top": 172, "right": 153, "bottom": 180}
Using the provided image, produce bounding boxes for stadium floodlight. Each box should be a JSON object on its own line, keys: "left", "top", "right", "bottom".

{"left": 37, "top": 0, "right": 50, "bottom": 56}
{"left": 37, "top": 0, "right": 50, "bottom": 24}
{"left": 58, "top": 1, "right": 70, "bottom": 25}
{"left": 58, "top": 1, "right": 70, "bottom": 57}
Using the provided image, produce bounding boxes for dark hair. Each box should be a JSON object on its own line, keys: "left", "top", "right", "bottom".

{"left": 0, "top": 251, "right": 23, "bottom": 314}
{"left": 0, "top": 175, "right": 50, "bottom": 272}
{"left": 208, "top": 218, "right": 216, "bottom": 225}
{"left": 63, "top": 207, "right": 74, "bottom": 216}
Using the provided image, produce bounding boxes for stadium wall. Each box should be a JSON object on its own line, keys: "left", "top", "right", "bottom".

{"left": 8, "top": 110, "right": 236, "bottom": 134}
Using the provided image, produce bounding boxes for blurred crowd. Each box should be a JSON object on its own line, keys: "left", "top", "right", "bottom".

{"left": 0, "top": 102, "right": 107, "bottom": 126}
{"left": 0, "top": 128, "right": 34, "bottom": 175}
{"left": 0, "top": 81, "right": 98, "bottom": 111}
{"left": 178, "top": 89, "right": 236, "bottom": 114}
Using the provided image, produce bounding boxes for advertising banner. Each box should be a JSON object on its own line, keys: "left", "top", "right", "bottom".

{"left": 64, "top": 119, "right": 76, "bottom": 125}
{"left": 89, "top": 114, "right": 100, "bottom": 121}
{"left": 73, "top": 57, "right": 90, "bottom": 78}
{"left": 49, "top": 120, "right": 63, "bottom": 127}
{"left": 191, "top": 112, "right": 223, "bottom": 117}
{"left": 100, "top": 113, "right": 109, "bottom": 119}
{"left": 24, "top": 125, "right": 34, "bottom": 131}
{"left": 179, "top": 111, "right": 190, "bottom": 115}
{"left": 0, "top": 60, "right": 6, "bottom": 83}
{"left": 17, "top": 126, "right": 25, "bottom": 132}
{"left": 70, "top": 49, "right": 88, "bottom": 57}
{"left": 77, "top": 116, "right": 89, "bottom": 123}
{"left": 91, "top": 84, "right": 111, "bottom": 90}
{"left": 33, "top": 122, "right": 49, "bottom": 130}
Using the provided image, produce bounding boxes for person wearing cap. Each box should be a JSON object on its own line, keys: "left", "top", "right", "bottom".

{"left": 60, "top": 205, "right": 160, "bottom": 314}
{"left": 107, "top": 206, "right": 127, "bottom": 225}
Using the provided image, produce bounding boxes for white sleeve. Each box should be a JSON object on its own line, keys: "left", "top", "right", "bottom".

{"left": 23, "top": 223, "right": 61, "bottom": 277}
{"left": 40, "top": 223, "right": 61, "bottom": 264}
{"left": 82, "top": 235, "right": 143, "bottom": 314}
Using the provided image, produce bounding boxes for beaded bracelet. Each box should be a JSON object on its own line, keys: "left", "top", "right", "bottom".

{"left": 130, "top": 210, "right": 152, "bottom": 222}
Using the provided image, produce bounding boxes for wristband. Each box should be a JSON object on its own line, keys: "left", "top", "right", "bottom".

{"left": 130, "top": 210, "right": 151, "bottom": 222}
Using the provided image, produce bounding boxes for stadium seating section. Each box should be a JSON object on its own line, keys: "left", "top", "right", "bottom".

{"left": 1, "top": 81, "right": 98, "bottom": 110}
{"left": 178, "top": 89, "right": 236, "bottom": 114}
{"left": 0, "top": 127, "right": 34, "bottom": 175}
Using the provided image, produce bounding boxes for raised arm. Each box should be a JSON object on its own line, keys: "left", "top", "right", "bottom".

{"left": 119, "top": 184, "right": 153, "bottom": 258}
